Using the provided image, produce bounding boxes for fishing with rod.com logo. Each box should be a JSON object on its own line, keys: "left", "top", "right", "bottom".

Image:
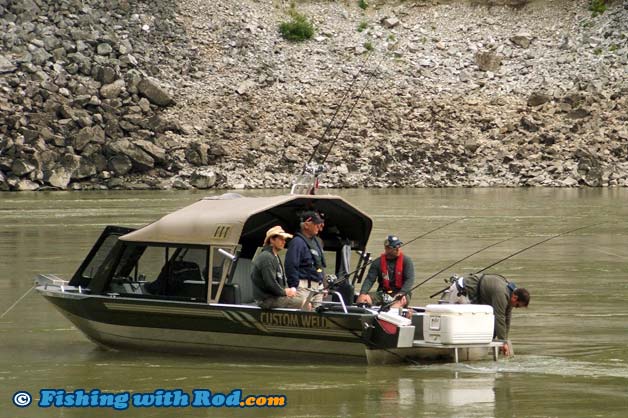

{"left": 12, "top": 388, "right": 286, "bottom": 410}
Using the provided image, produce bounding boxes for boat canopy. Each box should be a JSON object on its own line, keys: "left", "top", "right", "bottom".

{"left": 120, "top": 193, "right": 372, "bottom": 251}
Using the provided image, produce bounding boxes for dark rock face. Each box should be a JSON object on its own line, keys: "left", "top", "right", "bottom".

{"left": 0, "top": 0, "right": 198, "bottom": 190}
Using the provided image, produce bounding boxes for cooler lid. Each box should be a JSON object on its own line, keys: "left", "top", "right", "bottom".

{"left": 425, "top": 304, "right": 494, "bottom": 314}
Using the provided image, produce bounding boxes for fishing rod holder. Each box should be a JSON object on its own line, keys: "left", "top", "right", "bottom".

{"left": 290, "top": 163, "right": 326, "bottom": 195}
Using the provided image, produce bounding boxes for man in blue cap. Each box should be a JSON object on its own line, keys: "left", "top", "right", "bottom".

{"left": 356, "top": 235, "right": 415, "bottom": 308}
{"left": 285, "top": 211, "right": 327, "bottom": 306}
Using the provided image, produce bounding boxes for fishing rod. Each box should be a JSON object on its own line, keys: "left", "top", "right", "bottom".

{"left": 413, "top": 236, "right": 514, "bottom": 292}
{"left": 303, "top": 51, "right": 374, "bottom": 173}
{"left": 318, "top": 63, "right": 381, "bottom": 167}
{"left": 427, "top": 222, "right": 602, "bottom": 299}
{"left": 327, "top": 217, "right": 466, "bottom": 289}
{"left": 378, "top": 237, "right": 515, "bottom": 311}
{"left": 475, "top": 223, "right": 602, "bottom": 274}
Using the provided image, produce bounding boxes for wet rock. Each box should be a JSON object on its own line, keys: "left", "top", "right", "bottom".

{"left": 46, "top": 167, "right": 73, "bottom": 189}
{"left": 14, "top": 179, "right": 40, "bottom": 191}
{"left": 0, "top": 171, "right": 9, "bottom": 191}
{"left": 190, "top": 170, "right": 217, "bottom": 189}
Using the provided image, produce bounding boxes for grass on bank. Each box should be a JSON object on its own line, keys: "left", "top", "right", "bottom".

{"left": 279, "top": 10, "right": 315, "bottom": 41}
{"left": 589, "top": 0, "right": 607, "bottom": 16}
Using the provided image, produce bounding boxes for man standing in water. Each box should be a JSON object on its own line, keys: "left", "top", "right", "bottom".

{"left": 356, "top": 235, "right": 415, "bottom": 309}
{"left": 447, "top": 273, "right": 530, "bottom": 357}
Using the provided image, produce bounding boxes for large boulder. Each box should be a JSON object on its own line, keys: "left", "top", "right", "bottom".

{"left": 46, "top": 167, "right": 73, "bottom": 189}
{"left": 137, "top": 78, "right": 173, "bottom": 107}
{"left": 107, "top": 139, "right": 155, "bottom": 170}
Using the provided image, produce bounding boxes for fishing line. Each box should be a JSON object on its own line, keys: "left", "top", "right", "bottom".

{"left": 0, "top": 285, "right": 35, "bottom": 319}
{"left": 474, "top": 223, "right": 602, "bottom": 274}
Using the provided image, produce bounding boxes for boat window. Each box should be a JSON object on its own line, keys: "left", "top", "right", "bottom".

{"left": 81, "top": 234, "right": 120, "bottom": 281}
{"left": 110, "top": 245, "right": 210, "bottom": 302}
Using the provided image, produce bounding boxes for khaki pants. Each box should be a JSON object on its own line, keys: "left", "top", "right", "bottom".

{"left": 299, "top": 279, "right": 324, "bottom": 307}
{"left": 259, "top": 287, "right": 311, "bottom": 310}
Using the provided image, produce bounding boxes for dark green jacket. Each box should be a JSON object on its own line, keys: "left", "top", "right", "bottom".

{"left": 251, "top": 246, "right": 287, "bottom": 301}
{"left": 464, "top": 274, "right": 513, "bottom": 340}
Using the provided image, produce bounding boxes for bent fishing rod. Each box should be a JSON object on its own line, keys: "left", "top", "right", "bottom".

{"left": 427, "top": 222, "right": 603, "bottom": 299}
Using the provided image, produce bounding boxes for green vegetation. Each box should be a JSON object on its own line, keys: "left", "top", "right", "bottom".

{"left": 593, "top": 47, "right": 603, "bottom": 55}
{"left": 357, "top": 20, "right": 368, "bottom": 32}
{"left": 589, "top": 0, "right": 607, "bottom": 17}
{"left": 387, "top": 34, "right": 396, "bottom": 42}
{"left": 358, "top": 0, "right": 369, "bottom": 10}
{"left": 279, "top": 10, "right": 315, "bottom": 41}
{"left": 609, "top": 44, "right": 618, "bottom": 52}
{"left": 363, "top": 41, "right": 374, "bottom": 51}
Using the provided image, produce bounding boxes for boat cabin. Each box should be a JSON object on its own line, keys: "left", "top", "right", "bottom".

{"left": 67, "top": 193, "right": 373, "bottom": 306}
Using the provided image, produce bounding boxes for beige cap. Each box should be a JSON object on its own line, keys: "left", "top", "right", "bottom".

{"left": 264, "top": 225, "right": 293, "bottom": 245}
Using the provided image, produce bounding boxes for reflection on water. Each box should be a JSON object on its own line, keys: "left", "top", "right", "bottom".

{"left": 1, "top": 189, "right": 628, "bottom": 418}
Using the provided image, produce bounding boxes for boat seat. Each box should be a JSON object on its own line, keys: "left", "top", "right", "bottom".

{"left": 211, "top": 282, "right": 241, "bottom": 304}
{"left": 229, "top": 258, "right": 255, "bottom": 304}
{"left": 146, "top": 260, "right": 205, "bottom": 299}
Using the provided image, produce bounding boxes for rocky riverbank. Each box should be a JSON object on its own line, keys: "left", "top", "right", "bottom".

{"left": 1, "top": 0, "right": 626, "bottom": 191}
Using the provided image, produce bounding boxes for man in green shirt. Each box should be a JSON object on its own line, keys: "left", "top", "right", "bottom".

{"left": 251, "top": 226, "right": 310, "bottom": 310}
{"left": 447, "top": 273, "right": 530, "bottom": 357}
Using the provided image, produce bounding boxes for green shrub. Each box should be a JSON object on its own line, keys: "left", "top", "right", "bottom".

{"left": 357, "top": 20, "right": 368, "bottom": 32}
{"left": 279, "top": 11, "right": 314, "bottom": 41}
{"left": 590, "top": 0, "right": 607, "bottom": 16}
{"left": 358, "top": 0, "right": 369, "bottom": 10}
{"left": 363, "top": 41, "right": 374, "bottom": 51}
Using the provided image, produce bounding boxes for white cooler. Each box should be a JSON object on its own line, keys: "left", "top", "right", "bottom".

{"left": 423, "top": 304, "right": 494, "bottom": 344}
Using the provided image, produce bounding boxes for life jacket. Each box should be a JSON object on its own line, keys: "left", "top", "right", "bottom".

{"left": 380, "top": 251, "right": 404, "bottom": 292}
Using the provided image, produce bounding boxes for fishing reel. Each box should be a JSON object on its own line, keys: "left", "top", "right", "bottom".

{"left": 325, "top": 274, "right": 339, "bottom": 287}
{"left": 381, "top": 292, "right": 395, "bottom": 305}
{"left": 304, "top": 163, "right": 326, "bottom": 176}
{"left": 447, "top": 274, "right": 462, "bottom": 284}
